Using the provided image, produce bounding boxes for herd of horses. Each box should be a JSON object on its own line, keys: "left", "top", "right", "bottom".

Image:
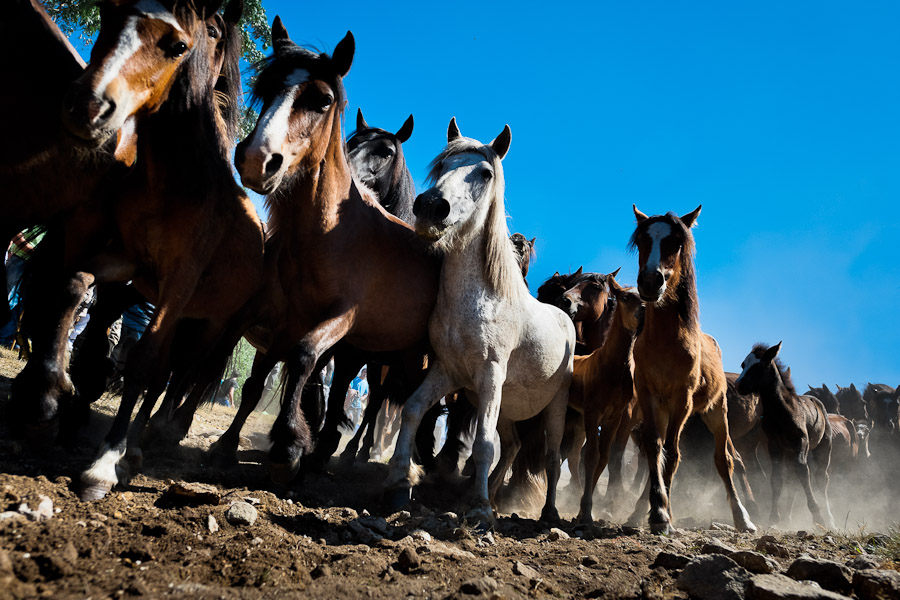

{"left": 3, "top": 0, "right": 899, "bottom": 534}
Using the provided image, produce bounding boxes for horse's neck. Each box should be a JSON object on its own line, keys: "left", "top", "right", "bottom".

{"left": 642, "top": 301, "right": 698, "bottom": 344}
{"left": 275, "top": 143, "right": 354, "bottom": 242}
{"left": 440, "top": 232, "right": 488, "bottom": 297}
{"left": 600, "top": 313, "right": 635, "bottom": 368}
{"left": 759, "top": 371, "right": 797, "bottom": 414}
{"left": 582, "top": 310, "right": 611, "bottom": 352}
{"left": 387, "top": 167, "right": 416, "bottom": 225}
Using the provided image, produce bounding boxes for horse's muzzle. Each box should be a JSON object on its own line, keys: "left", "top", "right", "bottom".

{"left": 61, "top": 86, "right": 117, "bottom": 145}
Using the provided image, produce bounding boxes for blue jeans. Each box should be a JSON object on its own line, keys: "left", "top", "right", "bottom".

{"left": 0, "top": 255, "right": 27, "bottom": 345}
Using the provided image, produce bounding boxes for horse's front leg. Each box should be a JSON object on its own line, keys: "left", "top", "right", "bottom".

{"left": 540, "top": 384, "right": 569, "bottom": 523}
{"left": 384, "top": 362, "right": 456, "bottom": 511}
{"left": 467, "top": 361, "right": 507, "bottom": 525}
{"left": 269, "top": 315, "right": 354, "bottom": 484}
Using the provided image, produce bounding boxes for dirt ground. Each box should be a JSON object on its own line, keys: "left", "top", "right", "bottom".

{"left": 1, "top": 348, "right": 897, "bottom": 599}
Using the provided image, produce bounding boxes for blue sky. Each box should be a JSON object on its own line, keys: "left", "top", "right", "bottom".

{"left": 70, "top": 1, "right": 900, "bottom": 389}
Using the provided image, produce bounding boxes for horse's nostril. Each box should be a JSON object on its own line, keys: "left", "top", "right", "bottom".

{"left": 265, "top": 153, "right": 283, "bottom": 176}
{"left": 434, "top": 198, "right": 450, "bottom": 221}
{"left": 98, "top": 99, "right": 116, "bottom": 123}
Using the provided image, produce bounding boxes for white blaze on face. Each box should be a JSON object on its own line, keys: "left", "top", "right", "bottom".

{"left": 736, "top": 351, "right": 760, "bottom": 384}
{"left": 94, "top": 0, "right": 184, "bottom": 109}
{"left": 645, "top": 222, "right": 671, "bottom": 273}
{"left": 246, "top": 69, "right": 310, "bottom": 156}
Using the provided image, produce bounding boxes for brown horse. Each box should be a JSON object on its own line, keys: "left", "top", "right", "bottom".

{"left": 14, "top": 0, "right": 264, "bottom": 500}
{"left": 231, "top": 19, "right": 439, "bottom": 483}
{"left": 570, "top": 274, "right": 642, "bottom": 523}
{"left": 736, "top": 342, "right": 835, "bottom": 528}
{"left": 0, "top": 0, "right": 113, "bottom": 326}
{"left": 627, "top": 205, "right": 755, "bottom": 534}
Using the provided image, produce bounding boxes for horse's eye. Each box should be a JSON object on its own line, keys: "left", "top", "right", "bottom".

{"left": 481, "top": 169, "right": 493, "bottom": 181}
{"left": 206, "top": 25, "right": 220, "bottom": 39}
{"left": 168, "top": 40, "right": 189, "bottom": 58}
{"left": 316, "top": 94, "right": 334, "bottom": 111}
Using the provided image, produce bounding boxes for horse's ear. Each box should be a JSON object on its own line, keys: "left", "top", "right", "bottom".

{"left": 785, "top": 367, "right": 792, "bottom": 379}
{"left": 681, "top": 205, "right": 702, "bottom": 228}
{"left": 331, "top": 31, "right": 355, "bottom": 77}
{"left": 633, "top": 204, "right": 649, "bottom": 223}
{"left": 836, "top": 384, "right": 843, "bottom": 391}
{"left": 850, "top": 383, "right": 858, "bottom": 392}
{"left": 395, "top": 114, "right": 414, "bottom": 143}
{"left": 271, "top": 16, "right": 294, "bottom": 54}
{"left": 552, "top": 271, "right": 560, "bottom": 278}
{"left": 574, "top": 266, "right": 583, "bottom": 278}
{"left": 530, "top": 237, "right": 536, "bottom": 247}
{"left": 356, "top": 109, "right": 368, "bottom": 132}
{"left": 608, "top": 269, "right": 623, "bottom": 290}
{"left": 223, "top": 0, "right": 243, "bottom": 25}
{"left": 608, "top": 267, "right": 622, "bottom": 280}
{"left": 448, "top": 117, "right": 461, "bottom": 142}
{"left": 490, "top": 125, "right": 512, "bottom": 160}
{"left": 762, "top": 341, "right": 782, "bottom": 363}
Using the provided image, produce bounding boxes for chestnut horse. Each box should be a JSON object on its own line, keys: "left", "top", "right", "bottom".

{"left": 231, "top": 20, "right": 439, "bottom": 483}
{"left": 627, "top": 205, "right": 755, "bottom": 534}
{"left": 571, "top": 274, "right": 642, "bottom": 522}
{"left": 14, "top": 0, "right": 264, "bottom": 500}
{"left": 736, "top": 342, "right": 835, "bottom": 528}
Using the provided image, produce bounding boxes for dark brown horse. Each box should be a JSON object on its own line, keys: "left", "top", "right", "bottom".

{"left": 14, "top": 0, "right": 263, "bottom": 500}
{"left": 0, "top": 0, "right": 113, "bottom": 326}
{"left": 231, "top": 19, "right": 440, "bottom": 483}
{"left": 627, "top": 205, "right": 755, "bottom": 534}
{"left": 736, "top": 342, "right": 834, "bottom": 528}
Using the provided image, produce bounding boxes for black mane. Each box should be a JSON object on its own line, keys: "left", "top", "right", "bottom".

{"left": 346, "top": 127, "right": 416, "bottom": 224}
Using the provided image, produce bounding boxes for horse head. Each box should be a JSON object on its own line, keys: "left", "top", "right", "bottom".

{"left": 414, "top": 117, "right": 510, "bottom": 247}
{"left": 347, "top": 110, "right": 414, "bottom": 211}
{"left": 607, "top": 271, "right": 644, "bottom": 333}
{"left": 735, "top": 341, "right": 783, "bottom": 396}
{"left": 62, "top": 0, "right": 236, "bottom": 164}
{"left": 509, "top": 233, "right": 536, "bottom": 280}
{"left": 559, "top": 270, "right": 617, "bottom": 323}
{"left": 235, "top": 18, "right": 354, "bottom": 195}
{"left": 629, "top": 205, "right": 701, "bottom": 305}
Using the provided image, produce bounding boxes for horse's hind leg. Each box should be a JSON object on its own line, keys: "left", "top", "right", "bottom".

{"left": 602, "top": 408, "right": 634, "bottom": 511}
{"left": 578, "top": 409, "right": 620, "bottom": 524}
{"left": 488, "top": 417, "right": 521, "bottom": 507}
{"left": 701, "top": 401, "right": 757, "bottom": 532}
{"left": 310, "top": 346, "right": 364, "bottom": 468}
{"left": 208, "top": 350, "right": 279, "bottom": 467}
{"left": 730, "top": 436, "right": 760, "bottom": 519}
{"left": 384, "top": 362, "right": 456, "bottom": 510}
{"left": 540, "top": 385, "right": 569, "bottom": 523}
{"left": 812, "top": 433, "right": 835, "bottom": 529}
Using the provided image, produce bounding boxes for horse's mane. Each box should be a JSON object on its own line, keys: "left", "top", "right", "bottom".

{"left": 752, "top": 343, "right": 798, "bottom": 396}
{"left": 627, "top": 212, "right": 699, "bottom": 328}
{"left": 426, "top": 137, "right": 521, "bottom": 300}
{"left": 214, "top": 10, "right": 243, "bottom": 143}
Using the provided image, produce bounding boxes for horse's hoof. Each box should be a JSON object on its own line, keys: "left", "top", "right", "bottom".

{"left": 270, "top": 459, "right": 301, "bottom": 486}
{"left": 576, "top": 511, "right": 593, "bottom": 525}
{"left": 80, "top": 482, "right": 113, "bottom": 502}
{"left": 207, "top": 445, "right": 238, "bottom": 469}
{"left": 464, "top": 505, "right": 495, "bottom": 530}
{"left": 540, "top": 507, "right": 561, "bottom": 524}
{"left": 384, "top": 486, "right": 412, "bottom": 512}
{"left": 649, "top": 521, "right": 673, "bottom": 535}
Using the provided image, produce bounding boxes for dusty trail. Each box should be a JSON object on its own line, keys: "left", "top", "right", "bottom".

{"left": 1, "top": 349, "right": 897, "bottom": 599}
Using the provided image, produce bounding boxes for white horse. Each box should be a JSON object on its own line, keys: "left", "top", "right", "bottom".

{"left": 384, "top": 119, "right": 576, "bottom": 524}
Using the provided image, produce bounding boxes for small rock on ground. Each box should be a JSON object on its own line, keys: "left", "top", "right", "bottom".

{"left": 702, "top": 540, "right": 737, "bottom": 555}
{"left": 548, "top": 527, "right": 570, "bottom": 541}
{"left": 653, "top": 551, "right": 691, "bottom": 571}
{"left": 397, "top": 548, "right": 420, "bottom": 572}
{"left": 207, "top": 514, "right": 219, "bottom": 533}
{"left": 677, "top": 554, "right": 751, "bottom": 600}
{"left": 748, "top": 573, "right": 853, "bottom": 600}
{"left": 731, "top": 550, "right": 780, "bottom": 575}
{"left": 513, "top": 560, "right": 540, "bottom": 580}
{"left": 786, "top": 557, "right": 853, "bottom": 595}
{"left": 757, "top": 535, "right": 791, "bottom": 558}
{"left": 460, "top": 576, "right": 498, "bottom": 595}
{"left": 225, "top": 502, "right": 257, "bottom": 526}
{"left": 852, "top": 569, "right": 900, "bottom": 600}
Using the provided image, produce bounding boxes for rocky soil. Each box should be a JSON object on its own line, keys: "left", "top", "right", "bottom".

{"left": 1, "top": 349, "right": 898, "bottom": 599}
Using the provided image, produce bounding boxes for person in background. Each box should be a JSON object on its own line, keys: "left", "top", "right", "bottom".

{"left": 346, "top": 366, "right": 369, "bottom": 430}
{"left": 215, "top": 372, "right": 240, "bottom": 408}
{"left": 0, "top": 227, "right": 45, "bottom": 347}
{"left": 108, "top": 301, "right": 154, "bottom": 391}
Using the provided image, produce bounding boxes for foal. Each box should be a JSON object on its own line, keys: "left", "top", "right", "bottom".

{"left": 628, "top": 205, "right": 755, "bottom": 534}
{"left": 385, "top": 119, "right": 575, "bottom": 524}
{"left": 736, "top": 342, "right": 835, "bottom": 528}
{"left": 570, "top": 274, "right": 642, "bottom": 523}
